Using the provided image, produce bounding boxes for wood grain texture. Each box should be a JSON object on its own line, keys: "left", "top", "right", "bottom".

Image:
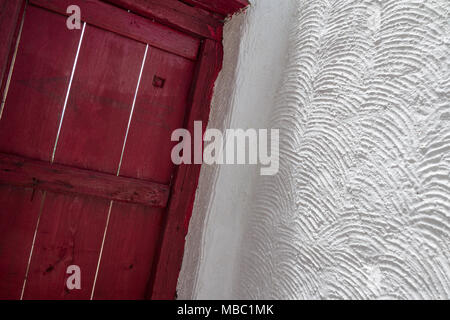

{"left": 0, "top": 153, "right": 169, "bottom": 207}
{"left": 30, "top": 0, "right": 200, "bottom": 60}
{"left": 0, "top": 0, "right": 25, "bottom": 97}
{"left": 0, "top": 1, "right": 226, "bottom": 299}
{"left": 119, "top": 47, "right": 195, "bottom": 184}
{"left": 0, "top": 5, "right": 81, "bottom": 161}
{"left": 54, "top": 25, "right": 144, "bottom": 175}
{"left": 92, "top": 202, "right": 163, "bottom": 299}
{"left": 180, "top": 0, "right": 249, "bottom": 16}
{"left": 103, "top": 0, "right": 223, "bottom": 40}
{"left": 0, "top": 185, "right": 43, "bottom": 299}
{"left": 22, "top": 192, "right": 110, "bottom": 299}
{"left": 150, "top": 40, "right": 223, "bottom": 299}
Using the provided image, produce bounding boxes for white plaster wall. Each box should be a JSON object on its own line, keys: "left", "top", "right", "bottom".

{"left": 179, "top": 0, "right": 450, "bottom": 300}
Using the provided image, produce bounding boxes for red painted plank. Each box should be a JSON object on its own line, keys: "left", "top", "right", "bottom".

{"left": 150, "top": 40, "right": 223, "bottom": 299}
{"left": 31, "top": 0, "right": 200, "bottom": 60}
{"left": 0, "top": 0, "right": 25, "bottom": 97}
{"left": 92, "top": 202, "right": 163, "bottom": 299}
{"left": 103, "top": 0, "right": 223, "bottom": 40}
{"left": 119, "top": 47, "right": 195, "bottom": 184}
{"left": 0, "top": 6, "right": 81, "bottom": 162}
{"left": 54, "top": 25, "right": 145, "bottom": 175}
{"left": 0, "top": 153, "right": 169, "bottom": 207}
{"left": 0, "top": 185, "right": 43, "bottom": 299}
{"left": 181, "top": 0, "right": 249, "bottom": 16}
{"left": 22, "top": 192, "right": 110, "bottom": 299}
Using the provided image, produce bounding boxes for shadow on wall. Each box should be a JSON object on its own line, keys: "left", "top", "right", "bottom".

{"left": 181, "top": 0, "right": 450, "bottom": 300}
{"left": 178, "top": 0, "right": 297, "bottom": 299}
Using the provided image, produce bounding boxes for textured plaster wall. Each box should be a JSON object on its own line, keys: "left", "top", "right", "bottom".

{"left": 179, "top": 0, "right": 450, "bottom": 300}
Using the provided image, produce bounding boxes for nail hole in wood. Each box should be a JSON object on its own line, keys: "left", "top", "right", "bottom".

{"left": 153, "top": 75, "right": 166, "bottom": 88}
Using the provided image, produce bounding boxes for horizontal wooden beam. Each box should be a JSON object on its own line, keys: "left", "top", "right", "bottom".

{"left": 0, "top": 153, "right": 169, "bottom": 207}
{"left": 103, "top": 0, "right": 223, "bottom": 41}
{"left": 30, "top": 0, "right": 200, "bottom": 60}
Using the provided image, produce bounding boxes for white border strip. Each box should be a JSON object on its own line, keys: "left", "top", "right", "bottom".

{"left": 51, "top": 22, "right": 86, "bottom": 163}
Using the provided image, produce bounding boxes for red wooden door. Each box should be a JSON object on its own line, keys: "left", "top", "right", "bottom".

{"left": 0, "top": 0, "right": 198, "bottom": 299}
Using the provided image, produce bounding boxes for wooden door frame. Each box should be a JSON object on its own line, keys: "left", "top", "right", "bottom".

{"left": 0, "top": 0, "right": 249, "bottom": 300}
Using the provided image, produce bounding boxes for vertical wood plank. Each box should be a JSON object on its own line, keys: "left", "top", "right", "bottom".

{"left": 92, "top": 203, "right": 164, "bottom": 299}
{"left": 0, "top": 0, "right": 25, "bottom": 98}
{"left": 0, "top": 185, "right": 43, "bottom": 299}
{"left": 54, "top": 26, "right": 146, "bottom": 174}
{"left": 150, "top": 40, "right": 223, "bottom": 299}
{"left": 22, "top": 192, "right": 110, "bottom": 299}
{"left": 119, "top": 47, "right": 195, "bottom": 184}
{"left": 0, "top": 6, "right": 82, "bottom": 161}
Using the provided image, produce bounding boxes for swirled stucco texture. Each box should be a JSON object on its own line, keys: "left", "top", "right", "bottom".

{"left": 181, "top": 0, "right": 450, "bottom": 299}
